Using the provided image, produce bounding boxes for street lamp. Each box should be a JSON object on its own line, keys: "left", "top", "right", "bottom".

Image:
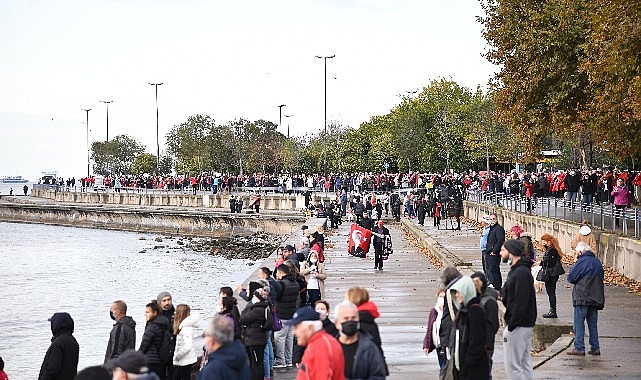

{"left": 82, "top": 109, "right": 91, "bottom": 178}
{"left": 149, "top": 82, "right": 163, "bottom": 174}
{"left": 284, "top": 114, "right": 293, "bottom": 139}
{"left": 315, "top": 54, "right": 335, "bottom": 176}
{"left": 278, "top": 104, "right": 286, "bottom": 136}
{"left": 100, "top": 100, "right": 113, "bottom": 141}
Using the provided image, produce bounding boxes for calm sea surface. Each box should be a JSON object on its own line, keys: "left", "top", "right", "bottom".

{"left": 0, "top": 221, "right": 260, "bottom": 379}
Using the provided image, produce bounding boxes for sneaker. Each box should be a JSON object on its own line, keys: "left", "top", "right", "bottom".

{"left": 588, "top": 350, "right": 601, "bottom": 355}
{"left": 567, "top": 349, "right": 585, "bottom": 356}
{"left": 542, "top": 311, "right": 558, "bottom": 318}
{"left": 273, "top": 364, "right": 286, "bottom": 368}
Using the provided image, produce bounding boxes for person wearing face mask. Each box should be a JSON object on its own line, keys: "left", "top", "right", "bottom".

{"left": 300, "top": 250, "right": 327, "bottom": 306}
{"left": 105, "top": 300, "right": 137, "bottom": 364}
{"left": 423, "top": 289, "right": 446, "bottom": 368}
{"left": 334, "top": 301, "right": 387, "bottom": 380}
{"left": 483, "top": 213, "right": 506, "bottom": 290}
{"left": 500, "top": 239, "right": 536, "bottom": 380}
{"left": 470, "top": 271, "right": 499, "bottom": 379}
{"left": 449, "top": 276, "right": 489, "bottom": 380}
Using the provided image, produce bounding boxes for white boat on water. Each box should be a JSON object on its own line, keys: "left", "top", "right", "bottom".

{"left": 0, "top": 176, "right": 29, "bottom": 183}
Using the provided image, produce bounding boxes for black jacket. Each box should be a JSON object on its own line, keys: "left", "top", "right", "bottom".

{"left": 239, "top": 301, "right": 269, "bottom": 346}
{"left": 139, "top": 315, "right": 170, "bottom": 364}
{"left": 541, "top": 247, "right": 560, "bottom": 270}
{"left": 453, "top": 298, "right": 490, "bottom": 380}
{"left": 564, "top": 172, "right": 582, "bottom": 192}
{"left": 483, "top": 223, "right": 505, "bottom": 256}
{"left": 348, "top": 331, "right": 387, "bottom": 380}
{"left": 358, "top": 310, "right": 388, "bottom": 375}
{"left": 104, "top": 316, "right": 137, "bottom": 363}
{"left": 38, "top": 312, "right": 79, "bottom": 380}
{"left": 276, "top": 274, "right": 299, "bottom": 319}
{"left": 501, "top": 258, "right": 537, "bottom": 331}
{"left": 359, "top": 216, "right": 374, "bottom": 231}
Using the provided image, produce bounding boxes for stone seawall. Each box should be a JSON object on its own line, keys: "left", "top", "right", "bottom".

{"left": 30, "top": 187, "right": 333, "bottom": 211}
{"left": 0, "top": 202, "right": 305, "bottom": 237}
{"left": 464, "top": 200, "right": 641, "bottom": 282}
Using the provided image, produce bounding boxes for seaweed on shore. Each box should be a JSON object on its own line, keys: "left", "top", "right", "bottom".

{"left": 186, "top": 232, "right": 283, "bottom": 261}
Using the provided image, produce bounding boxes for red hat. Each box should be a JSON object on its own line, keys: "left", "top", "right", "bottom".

{"left": 377, "top": 220, "right": 384, "bottom": 224}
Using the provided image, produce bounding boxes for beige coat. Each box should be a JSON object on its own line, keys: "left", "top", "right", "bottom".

{"left": 300, "top": 260, "right": 327, "bottom": 299}
{"left": 570, "top": 232, "right": 598, "bottom": 255}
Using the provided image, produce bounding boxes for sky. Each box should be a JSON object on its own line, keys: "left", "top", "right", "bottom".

{"left": 0, "top": 0, "right": 497, "bottom": 180}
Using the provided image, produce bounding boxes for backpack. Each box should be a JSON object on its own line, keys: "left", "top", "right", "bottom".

{"left": 158, "top": 326, "right": 175, "bottom": 365}
{"left": 262, "top": 306, "right": 274, "bottom": 331}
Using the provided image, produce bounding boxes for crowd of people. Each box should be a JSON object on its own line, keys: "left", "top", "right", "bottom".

{"left": 422, "top": 216, "right": 605, "bottom": 380}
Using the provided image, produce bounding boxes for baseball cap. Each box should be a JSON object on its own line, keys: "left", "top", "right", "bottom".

{"left": 284, "top": 244, "right": 295, "bottom": 252}
{"left": 284, "top": 307, "right": 320, "bottom": 326}
{"left": 106, "top": 349, "right": 149, "bottom": 374}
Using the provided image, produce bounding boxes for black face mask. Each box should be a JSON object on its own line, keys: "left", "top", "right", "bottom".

{"left": 110, "top": 311, "right": 116, "bottom": 321}
{"left": 341, "top": 320, "right": 359, "bottom": 337}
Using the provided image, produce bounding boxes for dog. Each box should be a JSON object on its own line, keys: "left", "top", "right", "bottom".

{"left": 531, "top": 265, "right": 544, "bottom": 292}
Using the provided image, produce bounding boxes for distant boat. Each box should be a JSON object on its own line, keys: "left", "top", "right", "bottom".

{"left": 0, "top": 176, "right": 29, "bottom": 183}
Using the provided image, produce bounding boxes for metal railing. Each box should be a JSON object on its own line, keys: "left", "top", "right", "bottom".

{"left": 466, "top": 190, "right": 640, "bottom": 239}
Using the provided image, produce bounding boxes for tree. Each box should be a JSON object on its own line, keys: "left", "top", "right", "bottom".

{"left": 91, "top": 134, "right": 145, "bottom": 175}
{"left": 166, "top": 114, "right": 216, "bottom": 174}
{"left": 131, "top": 153, "right": 157, "bottom": 175}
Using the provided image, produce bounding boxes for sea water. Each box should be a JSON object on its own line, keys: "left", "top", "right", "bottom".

{"left": 0, "top": 221, "right": 260, "bottom": 379}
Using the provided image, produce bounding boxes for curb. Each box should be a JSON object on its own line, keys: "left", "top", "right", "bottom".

{"left": 533, "top": 334, "right": 574, "bottom": 369}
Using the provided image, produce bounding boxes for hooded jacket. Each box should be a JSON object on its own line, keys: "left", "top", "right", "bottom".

{"left": 173, "top": 313, "right": 200, "bottom": 366}
{"left": 275, "top": 273, "right": 299, "bottom": 319}
{"left": 501, "top": 258, "right": 537, "bottom": 331}
{"left": 357, "top": 301, "right": 388, "bottom": 375}
{"left": 197, "top": 341, "right": 251, "bottom": 380}
{"left": 105, "top": 315, "right": 136, "bottom": 364}
{"left": 239, "top": 300, "right": 269, "bottom": 346}
{"left": 38, "top": 312, "right": 79, "bottom": 380}
{"left": 567, "top": 251, "right": 605, "bottom": 310}
{"left": 139, "top": 315, "right": 170, "bottom": 364}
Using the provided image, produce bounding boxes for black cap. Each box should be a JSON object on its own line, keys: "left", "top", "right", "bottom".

{"left": 106, "top": 349, "right": 149, "bottom": 374}
{"left": 503, "top": 239, "right": 525, "bottom": 256}
{"left": 284, "top": 307, "right": 320, "bottom": 326}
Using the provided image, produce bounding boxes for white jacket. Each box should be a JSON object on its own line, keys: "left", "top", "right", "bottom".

{"left": 173, "top": 313, "right": 200, "bottom": 366}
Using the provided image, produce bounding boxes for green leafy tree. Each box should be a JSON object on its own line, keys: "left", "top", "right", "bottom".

{"left": 166, "top": 114, "right": 215, "bottom": 174}
{"left": 91, "top": 134, "right": 145, "bottom": 175}
{"left": 131, "top": 153, "right": 158, "bottom": 175}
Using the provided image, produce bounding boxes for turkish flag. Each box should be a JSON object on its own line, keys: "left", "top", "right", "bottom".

{"left": 348, "top": 224, "right": 372, "bottom": 258}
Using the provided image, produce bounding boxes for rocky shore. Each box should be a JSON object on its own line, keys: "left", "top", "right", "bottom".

{"left": 139, "top": 232, "right": 284, "bottom": 261}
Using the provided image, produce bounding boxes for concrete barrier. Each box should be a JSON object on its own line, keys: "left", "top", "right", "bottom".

{"left": 464, "top": 200, "right": 641, "bottom": 282}
{"left": 0, "top": 202, "right": 305, "bottom": 238}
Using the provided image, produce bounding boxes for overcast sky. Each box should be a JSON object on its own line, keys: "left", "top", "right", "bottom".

{"left": 0, "top": 0, "right": 496, "bottom": 180}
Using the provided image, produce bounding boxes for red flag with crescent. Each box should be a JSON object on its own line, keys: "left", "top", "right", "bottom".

{"left": 348, "top": 224, "right": 372, "bottom": 258}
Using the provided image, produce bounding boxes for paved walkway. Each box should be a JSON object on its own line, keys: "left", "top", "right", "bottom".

{"left": 271, "top": 214, "right": 641, "bottom": 379}
{"left": 408, "top": 216, "right": 641, "bottom": 380}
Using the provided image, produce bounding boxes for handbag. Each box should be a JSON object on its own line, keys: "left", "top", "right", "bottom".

{"left": 550, "top": 261, "right": 565, "bottom": 277}
{"left": 536, "top": 267, "right": 551, "bottom": 282}
{"left": 271, "top": 310, "right": 283, "bottom": 332}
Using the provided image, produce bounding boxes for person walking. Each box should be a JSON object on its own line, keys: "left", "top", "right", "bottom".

{"left": 38, "top": 312, "right": 79, "bottom": 380}
{"left": 566, "top": 242, "right": 605, "bottom": 356}
{"left": 105, "top": 300, "right": 137, "bottom": 364}
{"left": 539, "top": 233, "right": 564, "bottom": 318}
{"left": 371, "top": 220, "right": 390, "bottom": 271}
{"left": 172, "top": 305, "right": 200, "bottom": 380}
{"left": 500, "top": 239, "right": 536, "bottom": 380}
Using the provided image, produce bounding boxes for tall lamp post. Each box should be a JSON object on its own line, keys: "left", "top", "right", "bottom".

{"left": 315, "top": 55, "right": 335, "bottom": 176}
{"left": 284, "top": 114, "right": 293, "bottom": 138}
{"left": 149, "top": 82, "right": 163, "bottom": 174}
{"left": 278, "top": 104, "right": 286, "bottom": 136}
{"left": 82, "top": 109, "right": 91, "bottom": 178}
{"left": 100, "top": 100, "right": 113, "bottom": 141}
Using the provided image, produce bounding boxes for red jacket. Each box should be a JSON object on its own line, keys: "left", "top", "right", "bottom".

{"left": 297, "top": 330, "right": 345, "bottom": 380}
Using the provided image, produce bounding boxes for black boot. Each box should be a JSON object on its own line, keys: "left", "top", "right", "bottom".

{"left": 542, "top": 309, "right": 557, "bottom": 318}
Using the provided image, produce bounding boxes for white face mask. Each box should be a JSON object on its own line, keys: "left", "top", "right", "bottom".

{"left": 315, "top": 309, "right": 328, "bottom": 320}
{"left": 310, "top": 258, "right": 317, "bottom": 263}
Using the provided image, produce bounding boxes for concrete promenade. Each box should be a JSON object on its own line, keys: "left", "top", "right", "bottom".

{"left": 271, "top": 214, "right": 641, "bottom": 379}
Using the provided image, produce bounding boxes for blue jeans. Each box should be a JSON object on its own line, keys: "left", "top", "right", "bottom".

{"left": 573, "top": 306, "right": 600, "bottom": 352}
{"left": 263, "top": 335, "right": 274, "bottom": 378}
{"left": 485, "top": 253, "right": 502, "bottom": 290}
